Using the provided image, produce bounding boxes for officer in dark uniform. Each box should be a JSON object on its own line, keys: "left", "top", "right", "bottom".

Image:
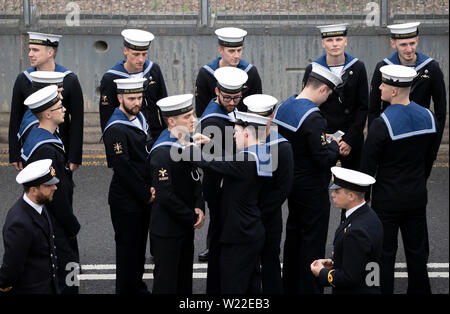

{"left": 191, "top": 110, "right": 273, "bottom": 294}
{"left": 243, "top": 94, "right": 294, "bottom": 294}
{"left": 149, "top": 94, "right": 205, "bottom": 294}
{"left": 0, "top": 159, "right": 59, "bottom": 295}
{"left": 302, "top": 23, "right": 368, "bottom": 171}
{"left": 361, "top": 65, "right": 439, "bottom": 294}
{"left": 17, "top": 71, "right": 65, "bottom": 146}
{"left": 195, "top": 27, "right": 262, "bottom": 117}
{"left": 102, "top": 78, "right": 155, "bottom": 294}
{"left": 368, "top": 22, "right": 447, "bottom": 147}
{"left": 8, "top": 32, "right": 84, "bottom": 173}
{"left": 99, "top": 29, "right": 168, "bottom": 140}
{"left": 195, "top": 67, "right": 248, "bottom": 293}
{"left": 311, "top": 166, "right": 383, "bottom": 294}
{"left": 272, "top": 63, "right": 343, "bottom": 294}
{"left": 20, "top": 85, "right": 81, "bottom": 294}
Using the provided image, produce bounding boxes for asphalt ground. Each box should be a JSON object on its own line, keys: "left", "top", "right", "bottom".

{"left": 0, "top": 149, "right": 448, "bottom": 296}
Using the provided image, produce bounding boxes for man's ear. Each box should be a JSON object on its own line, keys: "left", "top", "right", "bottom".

{"left": 389, "top": 39, "right": 396, "bottom": 50}
{"left": 217, "top": 45, "right": 223, "bottom": 56}
{"left": 117, "top": 94, "right": 123, "bottom": 104}
{"left": 214, "top": 87, "right": 220, "bottom": 97}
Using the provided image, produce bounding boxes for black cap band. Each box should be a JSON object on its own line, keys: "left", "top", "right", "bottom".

{"left": 29, "top": 39, "right": 59, "bottom": 47}
{"left": 218, "top": 39, "right": 244, "bottom": 47}
{"left": 321, "top": 30, "right": 347, "bottom": 38}
{"left": 309, "top": 72, "right": 336, "bottom": 90}
{"left": 381, "top": 76, "right": 413, "bottom": 87}
{"left": 117, "top": 87, "right": 145, "bottom": 94}
{"left": 123, "top": 40, "right": 150, "bottom": 51}
{"left": 216, "top": 83, "right": 243, "bottom": 94}
{"left": 391, "top": 29, "right": 419, "bottom": 39}
{"left": 32, "top": 81, "right": 64, "bottom": 90}
{"left": 23, "top": 166, "right": 57, "bottom": 187}
{"left": 161, "top": 104, "right": 194, "bottom": 117}
{"left": 248, "top": 108, "right": 273, "bottom": 117}
{"left": 30, "top": 95, "right": 61, "bottom": 114}
{"left": 333, "top": 177, "right": 369, "bottom": 192}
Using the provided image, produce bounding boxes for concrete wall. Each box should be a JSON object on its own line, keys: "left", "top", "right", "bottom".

{"left": 0, "top": 25, "right": 448, "bottom": 113}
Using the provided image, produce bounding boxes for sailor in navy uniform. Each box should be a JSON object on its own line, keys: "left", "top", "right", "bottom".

{"left": 190, "top": 111, "right": 273, "bottom": 294}
{"left": 272, "top": 63, "right": 343, "bottom": 294}
{"left": 8, "top": 32, "right": 84, "bottom": 173}
{"left": 102, "top": 78, "right": 155, "bottom": 294}
{"left": 18, "top": 71, "right": 65, "bottom": 146}
{"left": 99, "top": 29, "right": 168, "bottom": 140}
{"left": 368, "top": 22, "right": 447, "bottom": 147}
{"left": 243, "top": 94, "right": 294, "bottom": 294}
{"left": 195, "top": 67, "right": 248, "bottom": 293}
{"left": 195, "top": 27, "right": 262, "bottom": 117}
{"left": 20, "top": 86, "right": 81, "bottom": 294}
{"left": 311, "top": 167, "right": 383, "bottom": 294}
{"left": 361, "top": 65, "right": 439, "bottom": 294}
{"left": 302, "top": 24, "right": 368, "bottom": 170}
{"left": 148, "top": 94, "right": 205, "bottom": 294}
{"left": 0, "top": 159, "right": 60, "bottom": 295}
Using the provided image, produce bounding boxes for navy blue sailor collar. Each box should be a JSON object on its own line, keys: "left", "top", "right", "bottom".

{"left": 380, "top": 101, "right": 436, "bottom": 141}
{"left": 106, "top": 59, "right": 154, "bottom": 78}
{"left": 23, "top": 63, "right": 72, "bottom": 82}
{"left": 102, "top": 107, "right": 148, "bottom": 137}
{"left": 313, "top": 52, "right": 358, "bottom": 76}
{"left": 265, "top": 129, "right": 288, "bottom": 146}
{"left": 383, "top": 51, "right": 433, "bottom": 72}
{"left": 18, "top": 109, "right": 39, "bottom": 140}
{"left": 149, "top": 128, "right": 188, "bottom": 155}
{"left": 202, "top": 57, "right": 254, "bottom": 76}
{"left": 198, "top": 98, "right": 236, "bottom": 124}
{"left": 242, "top": 144, "right": 273, "bottom": 177}
{"left": 272, "top": 95, "right": 319, "bottom": 132}
{"left": 21, "top": 127, "right": 64, "bottom": 162}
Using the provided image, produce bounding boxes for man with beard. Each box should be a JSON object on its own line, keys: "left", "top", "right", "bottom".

{"left": 149, "top": 94, "right": 205, "bottom": 294}
{"left": 272, "top": 64, "right": 343, "bottom": 294}
{"left": 195, "top": 27, "right": 262, "bottom": 117}
{"left": 102, "top": 78, "right": 156, "bottom": 294}
{"left": 9, "top": 32, "right": 84, "bottom": 173}
{"left": 20, "top": 85, "right": 81, "bottom": 294}
{"left": 195, "top": 66, "right": 248, "bottom": 293}
{"left": 0, "top": 159, "right": 59, "bottom": 295}
{"left": 368, "top": 22, "right": 446, "bottom": 148}
{"left": 99, "top": 29, "right": 168, "bottom": 141}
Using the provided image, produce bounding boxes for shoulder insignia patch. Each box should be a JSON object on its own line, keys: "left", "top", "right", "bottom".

{"left": 113, "top": 142, "right": 123, "bottom": 154}
{"left": 158, "top": 168, "right": 169, "bottom": 181}
{"left": 101, "top": 95, "right": 108, "bottom": 105}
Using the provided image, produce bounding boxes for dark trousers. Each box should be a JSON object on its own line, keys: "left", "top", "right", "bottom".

{"left": 374, "top": 207, "right": 431, "bottom": 294}
{"left": 261, "top": 215, "right": 283, "bottom": 294}
{"left": 206, "top": 203, "right": 222, "bottom": 294}
{"left": 220, "top": 237, "right": 265, "bottom": 294}
{"left": 54, "top": 236, "right": 79, "bottom": 294}
{"left": 110, "top": 206, "right": 150, "bottom": 294}
{"left": 339, "top": 143, "right": 363, "bottom": 171}
{"left": 283, "top": 187, "right": 330, "bottom": 294}
{"left": 151, "top": 232, "right": 194, "bottom": 294}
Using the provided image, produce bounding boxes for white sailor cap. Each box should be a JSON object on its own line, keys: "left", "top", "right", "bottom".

{"left": 387, "top": 22, "right": 420, "bottom": 39}
{"left": 317, "top": 23, "right": 348, "bottom": 38}
{"left": 121, "top": 29, "right": 154, "bottom": 51}
{"left": 156, "top": 94, "right": 194, "bottom": 117}
{"left": 214, "top": 67, "right": 248, "bottom": 94}
{"left": 24, "top": 85, "right": 61, "bottom": 114}
{"left": 243, "top": 94, "right": 278, "bottom": 117}
{"left": 310, "top": 63, "right": 343, "bottom": 89}
{"left": 30, "top": 71, "right": 65, "bottom": 89}
{"left": 28, "top": 32, "right": 62, "bottom": 47}
{"left": 16, "top": 159, "right": 60, "bottom": 187}
{"left": 215, "top": 27, "right": 247, "bottom": 47}
{"left": 114, "top": 78, "right": 147, "bottom": 94}
{"left": 234, "top": 111, "right": 270, "bottom": 127}
{"left": 380, "top": 64, "right": 417, "bottom": 87}
{"left": 329, "top": 166, "right": 375, "bottom": 192}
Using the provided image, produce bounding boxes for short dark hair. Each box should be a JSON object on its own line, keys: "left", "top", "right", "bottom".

{"left": 305, "top": 76, "right": 328, "bottom": 90}
{"left": 343, "top": 188, "right": 366, "bottom": 201}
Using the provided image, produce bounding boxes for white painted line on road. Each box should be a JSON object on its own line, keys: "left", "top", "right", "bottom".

{"left": 81, "top": 263, "right": 449, "bottom": 270}
{"left": 394, "top": 272, "right": 449, "bottom": 278}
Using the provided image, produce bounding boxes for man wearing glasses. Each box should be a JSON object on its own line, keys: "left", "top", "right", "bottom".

{"left": 20, "top": 85, "right": 81, "bottom": 294}
{"left": 195, "top": 66, "right": 248, "bottom": 293}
